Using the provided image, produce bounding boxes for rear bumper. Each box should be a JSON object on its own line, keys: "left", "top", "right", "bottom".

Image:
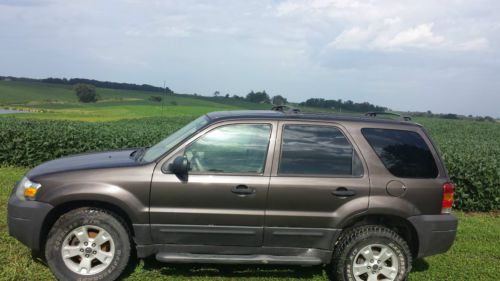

{"left": 7, "top": 193, "right": 53, "bottom": 251}
{"left": 408, "top": 214, "right": 458, "bottom": 258}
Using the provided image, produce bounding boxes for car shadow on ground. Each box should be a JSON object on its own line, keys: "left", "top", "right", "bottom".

{"left": 121, "top": 256, "right": 430, "bottom": 280}
{"left": 411, "top": 258, "right": 430, "bottom": 272}
{"left": 122, "top": 256, "right": 323, "bottom": 279}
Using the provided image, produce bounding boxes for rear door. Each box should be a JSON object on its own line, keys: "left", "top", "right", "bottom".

{"left": 264, "top": 121, "right": 370, "bottom": 250}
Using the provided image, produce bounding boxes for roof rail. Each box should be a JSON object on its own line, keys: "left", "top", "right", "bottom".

{"left": 365, "top": 111, "right": 412, "bottom": 121}
{"left": 271, "top": 105, "right": 301, "bottom": 114}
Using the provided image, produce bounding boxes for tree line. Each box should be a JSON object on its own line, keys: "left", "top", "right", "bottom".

{"left": 0, "top": 76, "right": 173, "bottom": 94}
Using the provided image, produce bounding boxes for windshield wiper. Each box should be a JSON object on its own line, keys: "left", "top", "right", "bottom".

{"left": 132, "top": 147, "right": 147, "bottom": 162}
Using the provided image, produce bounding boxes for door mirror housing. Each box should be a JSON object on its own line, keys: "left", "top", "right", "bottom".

{"left": 169, "top": 155, "right": 189, "bottom": 180}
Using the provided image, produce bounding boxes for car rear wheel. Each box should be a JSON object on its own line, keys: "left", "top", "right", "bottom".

{"left": 45, "top": 207, "right": 131, "bottom": 281}
{"left": 331, "top": 225, "right": 412, "bottom": 281}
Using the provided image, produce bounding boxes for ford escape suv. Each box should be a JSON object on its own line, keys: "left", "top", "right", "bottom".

{"left": 8, "top": 110, "right": 458, "bottom": 281}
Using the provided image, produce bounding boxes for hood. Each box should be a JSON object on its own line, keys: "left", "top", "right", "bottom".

{"left": 27, "top": 149, "right": 140, "bottom": 179}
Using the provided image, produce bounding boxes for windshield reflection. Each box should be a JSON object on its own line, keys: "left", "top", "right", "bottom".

{"left": 141, "top": 115, "right": 209, "bottom": 162}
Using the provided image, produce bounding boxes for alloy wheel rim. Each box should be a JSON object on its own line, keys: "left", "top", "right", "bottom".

{"left": 61, "top": 225, "right": 115, "bottom": 275}
{"left": 352, "top": 243, "right": 399, "bottom": 281}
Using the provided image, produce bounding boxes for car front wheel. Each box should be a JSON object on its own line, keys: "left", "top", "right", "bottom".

{"left": 45, "top": 207, "right": 131, "bottom": 281}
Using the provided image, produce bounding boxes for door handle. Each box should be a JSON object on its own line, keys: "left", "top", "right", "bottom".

{"left": 332, "top": 187, "right": 356, "bottom": 197}
{"left": 231, "top": 185, "right": 255, "bottom": 195}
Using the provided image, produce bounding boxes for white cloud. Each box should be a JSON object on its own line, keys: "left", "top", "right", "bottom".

{"left": 375, "top": 23, "right": 446, "bottom": 49}
{"left": 329, "top": 22, "right": 489, "bottom": 52}
{"left": 329, "top": 27, "right": 373, "bottom": 49}
{"left": 275, "top": 0, "right": 493, "bottom": 52}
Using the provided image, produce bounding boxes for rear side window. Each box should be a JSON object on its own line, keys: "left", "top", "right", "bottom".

{"left": 279, "top": 125, "right": 363, "bottom": 176}
{"left": 362, "top": 128, "right": 438, "bottom": 178}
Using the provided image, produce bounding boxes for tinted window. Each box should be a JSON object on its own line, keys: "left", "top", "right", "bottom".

{"left": 279, "top": 125, "right": 363, "bottom": 176}
{"left": 185, "top": 124, "right": 271, "bottom": 174}
{"left": 362, "top": 128, "right": 438, "bottom": 178}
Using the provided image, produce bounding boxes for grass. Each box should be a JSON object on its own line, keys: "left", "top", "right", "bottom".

{"left": 4, "top": 105, "right": 233, "bottom": 122}
{"left": 1, "top": 166, "right": 499, "bottom": 281}
{"left": 0, "top": 80, "right": 271, "bottom": 121}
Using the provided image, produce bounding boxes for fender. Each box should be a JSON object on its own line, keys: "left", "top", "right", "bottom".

{"left": 37, "top": 182, "right": 149, "bottom": 224}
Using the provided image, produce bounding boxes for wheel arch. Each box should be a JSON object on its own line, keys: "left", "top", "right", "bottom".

{"left": 338, "top": 213, "right": 420, "bottom": 258}
{"left": 39, "top": 200, "right": 135, "bottom": 253}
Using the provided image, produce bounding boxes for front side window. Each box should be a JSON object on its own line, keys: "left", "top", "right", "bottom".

{"left": 185, "top": 124, "right": 271, "bottom": 174}
{"left": 362, "top": 128, "right": 438, "bottom": 178}
{"left": 278, "top": 125, "right": 363, "bottom": 176}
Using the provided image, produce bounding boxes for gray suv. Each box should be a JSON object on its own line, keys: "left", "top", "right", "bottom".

{"left": 8, "top": 110, "right": 458, "bottom": 281}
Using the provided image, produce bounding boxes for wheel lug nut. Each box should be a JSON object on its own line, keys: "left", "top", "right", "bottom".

{"left": 367, "top": 266, "right": 371, "bottom": 269}
{"left": 93, "top": 251, "right": 97, "bottom": 254}
{"left": 80, "top": 249, "right": 84, "bottom": 252}
{"left": 84, "top": 242, "right": 88, "bottom": 246}
{"left": 85, "top": 254, "right": 89, "bottom": 258}
{"left": 92, "top": 243, "right": 96, "bottom": 247}
{"left": 370, "top": 259, "right": 374, "bottom": 263}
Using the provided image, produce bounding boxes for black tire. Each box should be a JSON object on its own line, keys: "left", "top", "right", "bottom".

{"left": 331, "top": 225, "right": 412, "bottom": 281}
{"left": 45, "top": 207, "right": 131, "bottom": 281}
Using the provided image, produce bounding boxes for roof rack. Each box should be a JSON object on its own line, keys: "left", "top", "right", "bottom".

{"left": 271, "top": 105, "right": 301, "bottom": 114}
{"left": 365, "top": 112, "right": 412, "bottom": 121}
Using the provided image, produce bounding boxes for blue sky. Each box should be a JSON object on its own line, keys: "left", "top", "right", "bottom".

{"left": 0, "top": 0, "right": 499, "bottom": 117}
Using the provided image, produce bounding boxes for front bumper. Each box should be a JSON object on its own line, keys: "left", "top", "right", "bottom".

{"left": 408, "top": 214, "right": 458, "bottom": 258}
{"left": 7, "top": 193, "right": 53, "bottom": 251}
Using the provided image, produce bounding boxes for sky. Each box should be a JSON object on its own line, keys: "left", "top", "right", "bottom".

{"left": 0, "top": 0, "right": 499, "bottom": 117}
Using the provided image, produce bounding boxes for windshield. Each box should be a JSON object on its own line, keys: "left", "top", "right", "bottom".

{"left": 141, "top": 115, "right": 209, "bottom": 162}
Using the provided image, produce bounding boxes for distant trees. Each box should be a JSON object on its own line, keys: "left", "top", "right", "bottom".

{"left": 23, "top": 77, "right": 175, "bottom": 94}
{"left": 149, "top": 95, "right": 163, "bottom": 102}
{"left": 74, "top": 84, "right": 98, "bottom": 103}
{"left": 271, "top": 95, "right": 287, "bottom": 105}
{"left": 213, "top": 91, "right": 220, "bottom": 97}
{"left": 442, "top": 113, "right": 459, "bottom": 119}
{"left": 246, "top": 91, "right": 271, "bottom": 103}
{"left": 300, "top": 98, "right": 386, "bottom": 113}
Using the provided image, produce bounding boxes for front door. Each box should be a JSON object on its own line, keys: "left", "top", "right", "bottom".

{"left": 150, "top": 121, "right": 277, "bottom": 247}
{"left": 264, "top": 121, "right": 370, "bottom": 249}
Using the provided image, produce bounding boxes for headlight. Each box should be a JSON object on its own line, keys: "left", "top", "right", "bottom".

{"left": 15, "top": 177, "right": 42, "bottom": 201}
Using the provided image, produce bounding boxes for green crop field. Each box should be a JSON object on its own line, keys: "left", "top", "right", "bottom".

{"left": 0, "top": 80, "right": 499, "bottom": 280}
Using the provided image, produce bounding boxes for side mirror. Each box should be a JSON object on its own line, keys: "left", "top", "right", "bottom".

{"left": 169, "top": 155, "right": 189, "bottom": 180}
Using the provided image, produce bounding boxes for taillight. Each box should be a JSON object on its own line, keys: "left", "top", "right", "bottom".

{"left": 442, "top": 182, "right": 455, "bottom": 213}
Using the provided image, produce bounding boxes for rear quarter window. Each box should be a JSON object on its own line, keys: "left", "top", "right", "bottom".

{"left": 362, "top": 128, "right": 438, "bottom": 178}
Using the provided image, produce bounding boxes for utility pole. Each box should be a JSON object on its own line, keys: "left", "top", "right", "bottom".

{"left": 162, "top": 81, "right": 166, "bottom": 116}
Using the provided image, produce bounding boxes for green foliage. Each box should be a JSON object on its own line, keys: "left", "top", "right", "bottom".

{"left": 418, "top": 117, "right": 500, "bottom": 211}
{"left": 271, "top": 95, "right": 287, "bottom": 106}
{"left": 0, "top": 114, "right": 498, "bottom": 211}
{"left": 74, "top": 83, "right": 98, "bottom": 103}
{"left": 246, "top": 91, "right": 270, "bottom": 104}
{"left": 0, "top": 117, "right": 193, "bottom": 167}
{"left": 300, "top": 98, "right": 387, "bottom": 113}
